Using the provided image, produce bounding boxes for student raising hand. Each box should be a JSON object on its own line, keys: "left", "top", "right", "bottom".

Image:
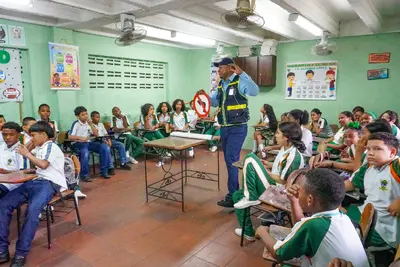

{"left": 327, "top": 258, "right": 354, "bottom": 267}
{"left": 388, "top": 199, "right": 400, "bottom": 217}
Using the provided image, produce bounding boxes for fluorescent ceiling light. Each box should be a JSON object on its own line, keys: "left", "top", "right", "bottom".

{"left": 138, "top": 24, "right": 215, "bottom": 47}
{"left": 289, "top": 13, "right": 322, "bottom": 36}
{"left": 0, "top": 0, "right": 33, "bottom": 7}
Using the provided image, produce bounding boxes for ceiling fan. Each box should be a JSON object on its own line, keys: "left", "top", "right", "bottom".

{"left": 114, "top": 14, "right": 147, "bottom": 47}
{"left": 221, "top": 0, "right": 265, "bottom": 30}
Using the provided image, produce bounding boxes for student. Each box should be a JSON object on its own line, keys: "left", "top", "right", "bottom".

{"left": 140, "top": 104, "right": 164, "bottom": 141}
{"left": 251, "top": 104, "right": 278, "bottom": 158}
{"left": 352, "top": 106, "right": 365, "bottom": 122}
{"left": 321, "top": 111, "right": 353, "bottom": 154}
{"left": 345, "top": 132, "right": 400, "bottom": 249}
{"left": 69, "top": 106, "right": 111, "bottom": 181}
{"left": 187, "top": 100, "right": 199, "bottom": 130}
{"left": 380, "top": 110, "right": 400, "bottom": 140}
{"left": 0, "top": 121, "right": 68, "bottom": 267}
{"left": 233, "top": 122, "right": 305, "bottom": 240}
{"left": 204, "top": 109, "right": 221, "bottom": 153}
{"left": 310, "top": 108, "right": 333, "bottom": 138}
{"left": 256, "top": 168, "right": 369, "bottom": 267}
{"left": 0, "top": 122, "right": 24, "bottom": 199}
{"left": 169, "top": 99, "right": 194, "bottom": 156}
{"left": 0, "top": 115, "right": 6, "bottom": 145}
{"left": 21, "top": 117, "right": 36, "bottom": 150}
{"left": 156, "top": 101, "right": 172, "bottom": 137}
{"left": 287, "top": 109, "right": 313, "bottom": 158}
{"left": 359, "top": 112, "right": 376, "bottom": 127}
{"left": 280, "top": 112, "right": 288, "bottom": 122}
{"left": 90, "top": 111, "right": 131, "bottom": 171}
{"left": 37, "top": 104, "right": 59, "bottom": 141}
{"left": 112, "top": 106, "right": 143, "bottom": 164}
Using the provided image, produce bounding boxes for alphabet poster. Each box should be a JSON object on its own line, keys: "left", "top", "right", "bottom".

{"left": 0, "top": 49, "right": 23, "bottom": 102}
{"left": 49, "top": 42, "right": 80, "bottom": 90}
{"left": 285, "top": 61, "right": 338, "bottom": 100}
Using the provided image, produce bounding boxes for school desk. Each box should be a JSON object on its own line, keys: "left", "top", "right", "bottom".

{"left": 0, "top": 171, "right": 38, "bottom": 184}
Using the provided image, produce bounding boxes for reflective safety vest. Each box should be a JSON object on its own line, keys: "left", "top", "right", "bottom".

{"left": 217, "top": 75, "right": 249, "bottom": 126}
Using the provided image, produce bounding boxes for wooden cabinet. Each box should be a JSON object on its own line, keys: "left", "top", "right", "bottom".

{"left": 234, "top": 55, "right": 276, "bottom": 87}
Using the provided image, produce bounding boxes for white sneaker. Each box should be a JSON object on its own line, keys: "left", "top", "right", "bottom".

{"left": 156, "top": 161, "right": 164, "bottom": 167}
{"left": 234, "top": 228, "right": 255, "bottom": 242}
{"left": 234, "top": 197, "right": 261, "bottom": 209}
{"left": 188, "top": 149, "right": 194, "bottom": 157}
{"left": 210, "top": 146, "right": 218, "bottom": 153}
{"left": 74, "top": 190, "right": 87, "bottom": 199}
{"left": 166, "top": 152, "right": 172, "bottom": 157}
{"left": 129, "top": 157, "right": 138, "bottom": 164}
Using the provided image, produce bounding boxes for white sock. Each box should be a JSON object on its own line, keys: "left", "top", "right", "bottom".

{"left": 252, "top": 140, "right": 258, "bottom": 153}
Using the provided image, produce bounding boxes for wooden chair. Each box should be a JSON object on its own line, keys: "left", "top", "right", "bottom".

{"left": 17, "top": 155, "right": 82, "bottom": 249}
{"left": 359, "top": 203, "right": 376, "bottom": 247}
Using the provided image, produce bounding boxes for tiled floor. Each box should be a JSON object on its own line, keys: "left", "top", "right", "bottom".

{"left": 1, "top": 147, "right": 270, "bottom": 267}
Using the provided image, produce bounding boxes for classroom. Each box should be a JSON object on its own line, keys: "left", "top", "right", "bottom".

{"left": 0, "top": 0, "right": 399, "bottom": 266}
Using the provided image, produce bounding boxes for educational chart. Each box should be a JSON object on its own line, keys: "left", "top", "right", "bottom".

{"left": 210, "top": 64, "right": 220, "bottom": 94}
{"left": 49, "top": 43, "right": 81, "bottom": 90}
{"left": 0, "top": 49, "right": 23, "bottom": 102}
{"left": 285, "top": 61, "right": 338, "bottom": 100}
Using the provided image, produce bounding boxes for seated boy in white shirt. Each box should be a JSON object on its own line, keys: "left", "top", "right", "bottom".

{"left": 21, "top": 117, "right": 36, "bottom": 153}
{"left": 0, "top": 122, "right": 24, "bottom": 199}
{"left": 0, "top": 121, "right": 67, "bottom": 267}
{"left": 37, "top": 104, "right": 59, "bottom": 142}
{"left": 90, "top": 111, "right": 131, "bottom": 171}
{"left": 0, "top": 115, "right": 6, "bottom": 145}
{"left": 257, "top": 168, "right": 368, "bottom": 267}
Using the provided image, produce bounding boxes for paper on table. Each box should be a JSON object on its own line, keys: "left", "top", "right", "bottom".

{"left": 170, "top": 131, "right": 213, "bottom": 140}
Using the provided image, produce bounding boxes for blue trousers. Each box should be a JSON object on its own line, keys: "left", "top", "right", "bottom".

{"left": 110, "top": 140, "right": 127, "bottom": 166}
{"left": 220, "top": 124, "right": 248, "bottom": 197}
{"left": 72, "top": 142, "right": 110, "bottom": 177}
{"left": 0, "top": 180, "right": 57, "bottom": 257}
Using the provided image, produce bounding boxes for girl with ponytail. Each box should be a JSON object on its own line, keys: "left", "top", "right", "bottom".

{"left": 232, "top": 121, "right": 305, "bottom": 240}
{"left": 287, "top": 109, "right": 313, "bottom": 158}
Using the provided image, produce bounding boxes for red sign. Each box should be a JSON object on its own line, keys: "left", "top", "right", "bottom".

{"left": 369, "top": 53, "right": 390, "bottom": 63}
{"left": 3, "top": 88, "right": 21, "bottom": 99}
{"left": 193, "top": 92, "right": 211, "bottom": 118}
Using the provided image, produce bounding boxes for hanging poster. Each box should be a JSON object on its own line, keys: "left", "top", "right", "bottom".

{"left": 8, "top": 26, "right": 26, "bottom": 47}
{"left": 285, "top": 61, "right": 338, "bottom": 100}
{"left": 210, "top": 64, "right": 219, "bottom": 94}
{"left": 0, "top": 25, "right": 9, "bottom": 45}
{"left": 49, "top": 42, "right": 80, "bottom": 90}
{"left": 0, "top": 49, "right": 23, "bottom": 102}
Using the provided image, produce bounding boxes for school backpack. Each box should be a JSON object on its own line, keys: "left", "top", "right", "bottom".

{"left": 64, "top": 155, "right": 79, "bottom": 190}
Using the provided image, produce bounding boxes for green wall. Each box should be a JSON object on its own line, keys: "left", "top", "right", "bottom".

{"left": 187, "top": 33, "right": 400, "bottom": 149}
{"left": 0, "top": 18, "right": 398, "bottom": 150}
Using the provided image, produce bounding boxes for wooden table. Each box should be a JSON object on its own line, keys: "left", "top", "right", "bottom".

{"left": 143, "top": 136, "right": 220, "bottom": 212}
{"left": 0, "top": 171, "right": 37, "bottom": 184}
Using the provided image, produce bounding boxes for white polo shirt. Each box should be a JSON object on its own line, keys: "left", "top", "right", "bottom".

{"left": 35, "top": 141, "right": 67, "bottom": 192}
{"left": 274, "top": 209, "right": 369, "bottom": 267}
{"left": 0, "top": 142, "right": 24, "bottom": 191}
{"left": 351, "top": 158, "right": 400, "bottom": 248}
{"left": 69, "top": 120, "right": 93, "bottom": 143}
{"left": 301, "top": 126, "right": 313, "bottom": 157}
{"left": 260, "top": 113, "right": 270, "bottom": 124}
{"left": 93, "top": 122, "right": 108, "bottom": 137}
{"left": 271, "top": 146, "right": 305, "bottom": 181}
{"left": 170, "top": 111, "right": 189, "bottom": 131}
{"left": 113, "top": 115, "right": 131, "bottom": 138}
{"left": 0, "top": 132, "right": 4, "bottom": 145}
{"left": 187, "top": 109, "right": 198, "bottom": 129}
{"left": 158, "top": 113, "right": 170, "bottom": 124}
{"left": 333, "top": 127, "right": 345, "bottom": 144}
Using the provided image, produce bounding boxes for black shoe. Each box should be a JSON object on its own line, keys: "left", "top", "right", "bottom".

{"left": 120, "top": 164, "right": 131, "bottom": 170}
{"left": 0, "top": 251, "right": 10, "bottom": 264}
{"left": 217, "top": 197, "right": 234, "bottom": 208}
{"left": 101, "top": 174, "right": 111, "bottom": 179}
{"left": 81, "top": 176, "right": 93, "bottom": 182}
{"left": 10, "top": 256, "right": 25, "bottom": 267}
{"left": 108, "top": 168, "right": 115, "bottom": 175}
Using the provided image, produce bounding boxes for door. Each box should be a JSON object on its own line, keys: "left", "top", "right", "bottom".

{"left": 258, "top": 56, "right": 276, "bottom": 87}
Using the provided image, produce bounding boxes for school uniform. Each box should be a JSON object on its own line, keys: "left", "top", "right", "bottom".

{"left": 348, "top": 157, "right": 400, "bottom": 248}
{"left": 0, "top": 142, "right": 24, "bottom": 199}
{"left": 37, "top": 118, "right": 59, "bottom": 134}
{"left": 313, "top": 117, "right": 334, "bottom": 138}
{"left": 301, "top": 126, "right": 313, "bottom": 158}
{"left": 0, "top": 141, "right": 67, "bottom": 258}
{"left": 20, "top": 131, "right": 32, "bottom": 169}
{"left": 274, "top": 209, "right": 369, "bottom": 267}
{"left": 69, "top": 120, "right": 110, "bottom": 177}
{"left": 258, "top": 114, "right": 275, "bottom": 144}
{"left": 140, "top": 115, "right": 164, "bottom": 141}
{"left": 187, "top": 109, "right": 198, "bottom": 130}
{"left": 392, "top": 125, "right": 400, "bottom": 141}
{"left": 325, "top": 127, "right": 345, "bottom": 154}
{"left": 0, "top": 132, "right": 4, "bottom": 145}
{"left": 204, "top": 116, "right": 221, "bottom": 147}
{"left": 93, "top": 122, "right": 128, "bottom": 167}
{"left": 170, "top": 111, "right": 189, "bottom": 131}
{"left": 112, "top": 115, "right": 144, "bottom": 158}
{"left": 158, "top": 113, "right": 170, "bottom": 137}
{"left": 233, "top": 147, "right": 304, "bottom": 236}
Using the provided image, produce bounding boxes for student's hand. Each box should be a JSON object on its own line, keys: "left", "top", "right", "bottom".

{"left": 260, "top": 159, "right": 270, "bottom": 167}
{"left": 80, "top": 136, "right": 89, "bottom": 142}
{"left": 388, "top": 199, "right": 400, "bottom": 217}
{"left": 327, "top": 258, "right": 354, "bottom": 267}
{"left": 340, "top": 150, "right": 350, "bottom": 159}
{"left": 255, "top": 225, "right": 269, "bottom": 240}
{"left": 356, "top": 136, "right": 368, "bottom": 154}
{"left": 314, "top": 161, "right": 334, "bottom": 168}
{"left": 16, "top": 145, "right": 30, "bottom": 156}
{"left": 263, "top": 146, "right": 272, "bottom": 152}
{"left": 23, "top": 169, "right": 36, "bottom": 174}
{"left": 286, "top": 184, "right": 300, "bottom": 202}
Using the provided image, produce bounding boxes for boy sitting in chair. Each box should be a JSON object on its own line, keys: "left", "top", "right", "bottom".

{"left": 257, "top": 168, "right": 368, "bottom": 267}
{"left": 0, "top": 121, "right": 67, "bottom": 267}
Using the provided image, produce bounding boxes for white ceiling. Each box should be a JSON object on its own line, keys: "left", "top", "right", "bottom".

{"left": 1, "top": 0, "right": 400, "bottom": 48}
